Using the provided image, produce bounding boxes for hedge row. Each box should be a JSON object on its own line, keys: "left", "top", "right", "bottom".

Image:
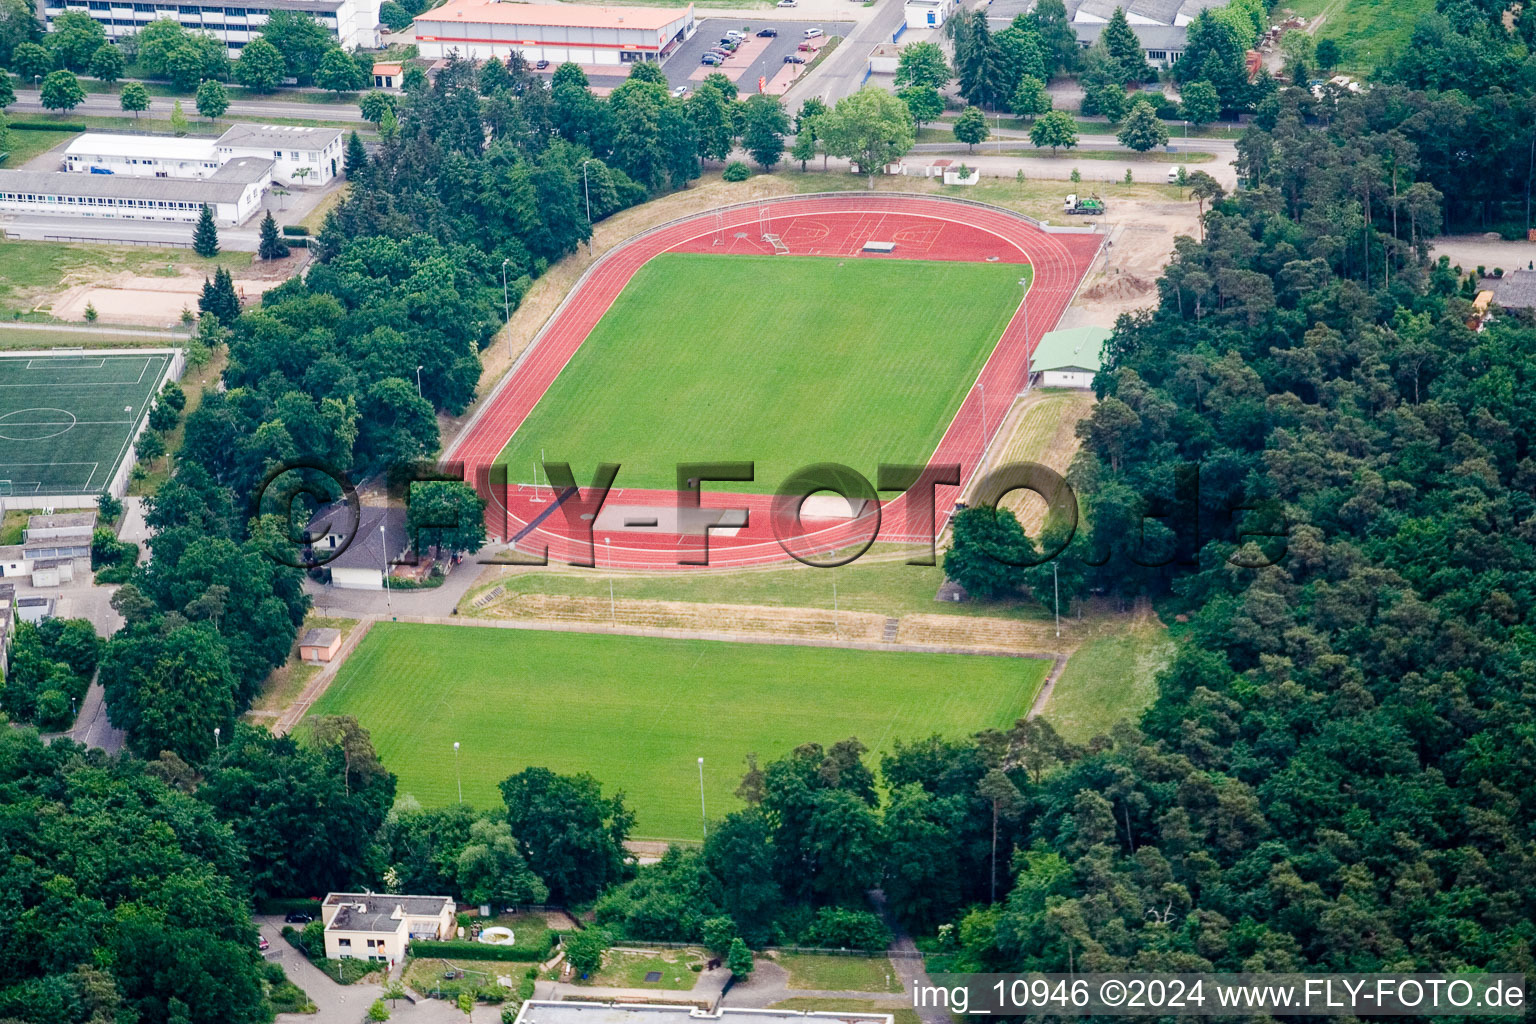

{"left": 11, "top": 122, "right": 88, "bottom": 132}
{"left": 407, "top": 936, "right": 551, "bottom": 962}
{"left": 260, "top": 897, "right": 323, "bottom": 916}
{"left": 281, "top": 224, "right": 310, "bottom": 236}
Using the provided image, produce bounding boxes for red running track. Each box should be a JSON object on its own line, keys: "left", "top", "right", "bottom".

{"left": 445, "top": 194, "right": 1103, "bottom": 569}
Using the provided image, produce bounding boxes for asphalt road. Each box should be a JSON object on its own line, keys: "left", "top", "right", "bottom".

{"left": 4, "top": 212, "right": 265, "bottom": 250}
{"left": 922, "top": 122, "right": 1240, "bottom": 156}
{"left": 788, "top": 0, "right": 906, "bottom": 106}
{"left": 8, "top": 89, "right": 364, "bottom": 122}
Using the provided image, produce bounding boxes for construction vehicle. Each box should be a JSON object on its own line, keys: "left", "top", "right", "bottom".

{"left": 1064, "top": 193, "right": 1106, "bottom": 215}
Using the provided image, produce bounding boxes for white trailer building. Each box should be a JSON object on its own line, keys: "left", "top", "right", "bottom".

{"left": 0, "top": 157, "right": 273, "bottom": 225}
{"left": 64, "top": 134, "right": 222, "bottom": 179}
{"left": 60, "top": 124, "right": 341, "bottom": 187}
{"left": 42, "top": 0, "right": 382, "bottom": 56}
{"left": 415, "top": 0, "right": 696, "bottom": 67}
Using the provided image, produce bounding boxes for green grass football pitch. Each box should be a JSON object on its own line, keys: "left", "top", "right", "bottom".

{"left": 0, "top": 351, "right": 170, "bottom": 496}
{"left": 497, "top": 253, "right": 1031, "bottom": 493}
{"left": 308, "top": 622, "right": 1050, "bottom": 840}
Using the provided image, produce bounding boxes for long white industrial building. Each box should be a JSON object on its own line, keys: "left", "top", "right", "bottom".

{"left": 0, "top": 158, "right": 272, "bottom": 225}
{"left": 414, "top": 0, "right": 695, "bottom": 66}
{"left": 41, "top": 0, "right": 382, "bottom": 55}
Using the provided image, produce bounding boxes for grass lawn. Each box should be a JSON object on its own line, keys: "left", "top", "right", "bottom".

{"left": 309, "top": 622, "right": 1049, "bottom": 839}
{"left": 0, "top": 329, "right": 187, "bottom": 348}
{"left": 1278, "top": 0, "right": 1433, "bottom": 69}
{"left": 248, "top": 615, "right": 358, "bottom": 716}
{"left": 788, "top": 173, "right": 1186, "bottom": 225}
{"left": 0, "top": 509, "right": 27, "bottom": 545}
{"left": 495, "top": 253, "right": 1028, "bottom": 494}
{"left": 1038, "top": 615, "right": 1173, "bottom": 743}
{"left": 0, "top": 127, "right": 82, "bottom": 167}
{"left": 466, "top": 554, "right": 1054, "bottom": 623}
{"left": 297, "top": 185, "right": 350, "bottom": 233}
{"left": 402, "top": 956, "right": 509, "bottom": 1002}
{"left": 776, "top": 954, "right": 902, "bottom": 992}
{"left": 770, "top": 998, "right": 920, "bottom": 1024}
{"left": 580, "top": 948, "right": 703, "bottom": 989}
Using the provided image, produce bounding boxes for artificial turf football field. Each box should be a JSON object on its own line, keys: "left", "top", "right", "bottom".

{"left": 496, "top": 253, "right": 1032, "bottom": 493}
{"left": 0, "top": 351, "right": 169, "bottom": 495}
{"left": 308, "top": 622, "right": 1051, "bottom": 840}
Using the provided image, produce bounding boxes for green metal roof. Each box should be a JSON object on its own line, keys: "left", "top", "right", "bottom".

{"left": 1030, "top": 325, "right": 1111, "bottom": 373}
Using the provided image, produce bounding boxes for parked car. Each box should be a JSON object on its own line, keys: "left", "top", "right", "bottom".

{"left": 725, "top": 29, "right": 746, "bottom": 39}
{"left": 803, "top": 26, "right": 823, "bottom": 37}
{"left": 778, "top": 0, "right": 798, "bottom": 7}
{"left": 798, "top": 40, "right": 816, "bottom": 50}
{"left": 258, "top": 936, "right": 270, "bottom": 951}
{"left": 784, "top": 54, "right": 806, "bottom": 63}
{"left": 284, "top": 912, "right": 314, "bottom": 924}
{"left": 757, "top": 27, "right": 777, "bottom": 36}
{"left": 673, "top": 85, "right": 690, "bottom": 97}
{"left": 535, "top": 59, "right": 550, "bottom": 69}
{"left": 701, "top": 53, "right": 723, "bottom": 64}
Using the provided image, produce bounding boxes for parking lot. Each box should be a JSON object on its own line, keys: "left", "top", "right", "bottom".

{"left": 585, "top": 17, "right": 855, "bottom": 94}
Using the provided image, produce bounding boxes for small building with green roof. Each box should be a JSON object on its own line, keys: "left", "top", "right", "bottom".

{"left": 1029, "top": 325, "right": 1110, "bottom": 389}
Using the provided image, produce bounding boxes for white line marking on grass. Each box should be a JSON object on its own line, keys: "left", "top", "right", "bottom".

{"left": 25, "top": 358, "right": 107, "bottom": 370}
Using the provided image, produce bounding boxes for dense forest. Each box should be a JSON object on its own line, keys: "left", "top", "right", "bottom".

{"left": 938, "top": 0, "right": 1536, "bottom": 984}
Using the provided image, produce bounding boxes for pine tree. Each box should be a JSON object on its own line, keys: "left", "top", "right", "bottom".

{"left": 957, "top": 11, "right": 1004, "bottom": 108}
{"left": 1102, "top": 7, "right": 1151, "bottom": 84}
{"left": 344, "top": 131, "right": 368, "bottom": 181}
{"left": 197, "top": 267, "right": 240, "bottom": 324}
{"left": 193, "top": 204, "right": 220, "bottom": 258}
{"left": 257, "top": 210, "right": 290, "bottom": 260}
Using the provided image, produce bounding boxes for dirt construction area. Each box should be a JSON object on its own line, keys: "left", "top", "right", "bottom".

{"left": 1056, "top": 200, "right": 1197, "bottom": 329}
{"left": 47, "top": 257, "right": 303, "bottom": 326}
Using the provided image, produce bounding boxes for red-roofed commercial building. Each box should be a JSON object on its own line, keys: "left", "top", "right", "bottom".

{"left": 415, "top": 0, "right": 696, "bottom": 66}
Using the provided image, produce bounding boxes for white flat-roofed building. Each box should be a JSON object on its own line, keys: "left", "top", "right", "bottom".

{"left": 0, "top": 156, "right": 273, "bottom": 225}
{"left": 42, "top": 0, "right": 382, "bottom": 56}
{"left": 414, "top": 0, "right": 696, "bottom": 67}
{"left": 64, "top": 134, "right": 221, "bottom": 178}
{"left": 321, "top": 892, "right": 455, "bottom": 964}
{"left": 905, "top": 0, "right": 956, "bottom": 30}
{"left": 216, "top": 123, "right": 345, "bottom": 185}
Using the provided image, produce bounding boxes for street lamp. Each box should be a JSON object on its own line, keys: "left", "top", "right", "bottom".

{"left": 380, "top": 522, "right": 391, "bottom": 609}
{"left": 697, "top": 757, "right": 707, "bottom": 840}
{"left": 454, "top": 741, "right": 462, "bottom": 803}
{"left": 213, "top": 726, "right": 220, "bottom": 750}
{"left": 580, "top": 159, "right": 595, "bottom": 254}
{"left": 415, "top": 364, "right": 423, "bottom": 397}
{"left": 1053, "top": 560, "right": 1060, "bottom": 638}
{"left": 500, "top": 258, "right": 512, "bottom": 356}
{"left": 1019, "top": 276, "right": 1032, "bottom": 393}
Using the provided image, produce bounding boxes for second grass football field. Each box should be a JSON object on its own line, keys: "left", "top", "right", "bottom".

{"left": 309, "top": 622, "right": 1050, "bottom": 840}
{"left": 496, "top": 253, "right": 1032, "bottom": 493}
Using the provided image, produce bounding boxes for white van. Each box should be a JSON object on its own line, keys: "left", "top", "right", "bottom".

{"left": 803, "top": 26, "right": 823, "bottom": 38}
